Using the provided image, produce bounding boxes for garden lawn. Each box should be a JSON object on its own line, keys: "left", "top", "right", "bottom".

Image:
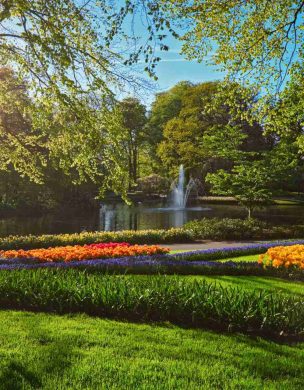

{"left": 219, "top": 254, "right": 260, "bottom": 262}
{"left": 0, "top": 311, "right": 303, "bottom": 390}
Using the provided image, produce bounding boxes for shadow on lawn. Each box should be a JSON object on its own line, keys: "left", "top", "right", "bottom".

{"left": 0, "top": 315, "right": 77, "bottom": 389}
{"left": 0, "top": 361, "right": 42, "bottom": 389}
{"left": 1, "top": 313, "right": 304, "bottom": 388}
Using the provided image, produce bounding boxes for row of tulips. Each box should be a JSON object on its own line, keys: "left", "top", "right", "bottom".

{"left": 259, "top": 244, "right": 304, "bottom": 270}
{"left": 0, "top": 243, "right": 169, "bottom": 263}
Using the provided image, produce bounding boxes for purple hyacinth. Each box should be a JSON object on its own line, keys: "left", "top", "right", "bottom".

{"left": 0, "top": 255, "right": 259, "bottom": 271}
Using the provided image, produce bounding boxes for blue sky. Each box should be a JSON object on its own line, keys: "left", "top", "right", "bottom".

{"left": 117, "top": 8, "right": 225, "bottom": 106}
{"left": 131, "top": 46, "right": 224, "bottom": 107}
{"left": 153, "top": 49, "right": 223, "bottom": 91}
{"left": 131, "top": 36, "right": 224, "bottom": 106}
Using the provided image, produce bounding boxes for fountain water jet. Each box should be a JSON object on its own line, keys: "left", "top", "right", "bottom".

{"left": 171, "top": 165, "right": 196, "bottom": 209}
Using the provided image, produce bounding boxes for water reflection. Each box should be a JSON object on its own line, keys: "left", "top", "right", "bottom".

{"left": 99, "top": 203, "right": 212, "bottom": 231}
{"left": 0, "top": 201, "right": 303, "bottom": 236}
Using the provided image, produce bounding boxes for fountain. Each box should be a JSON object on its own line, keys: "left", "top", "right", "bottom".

{"left": 170, "top": 165, "right": 196, "bottom": 209}
{"left": 99, "top": 164, "right": 211, "bottom": 231}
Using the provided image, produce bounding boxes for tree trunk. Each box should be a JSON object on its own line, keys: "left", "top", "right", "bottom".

{"left": 247, "top": 207, "right": 252, "bottom": 219}
{"left": 132, "top": 146, "right": 138, "bottom": 182}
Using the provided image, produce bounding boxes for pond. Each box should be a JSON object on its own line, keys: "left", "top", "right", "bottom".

{"left": 0, "top": 200, "right": 303, "bottom": 237}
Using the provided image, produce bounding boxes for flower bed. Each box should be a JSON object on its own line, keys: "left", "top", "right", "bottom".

{"left": 259, "top": 244, "right": 304, "bottom": 270}
{"left": 0, "top": 243, "right": 169, "bottom": 263}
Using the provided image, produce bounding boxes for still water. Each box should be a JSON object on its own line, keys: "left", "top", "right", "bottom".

{"left": 0, "top": 201, "right": 304, "bottom": 237}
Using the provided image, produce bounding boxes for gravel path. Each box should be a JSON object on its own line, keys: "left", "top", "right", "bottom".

{"left": 160, "top": 241, "right": 257, "bottom": 251}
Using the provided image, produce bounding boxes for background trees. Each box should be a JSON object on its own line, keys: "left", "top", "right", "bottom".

{"left": 1, "top": 1, "right": 304, "bottom": 210}
{"left": 155, "top": 81, "right": 269, "bottom": 179}
{"left": 119, "top": 98, "right": 147, "bottom": 187}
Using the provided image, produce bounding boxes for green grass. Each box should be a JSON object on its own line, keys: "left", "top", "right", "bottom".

{"left": 169, "top": 249, "right": 189, "bottom": 254}
{"left": 0, "top": 310, "right": 303, "bottom": 390}
{"left": 220, "top": 254, "right": 260, "bottom": 262}
{"left": 170, "top": 252, "right": 260, "bottom": 260}
{"left": 274, "top": 199, "right": 304, "bottom": 205}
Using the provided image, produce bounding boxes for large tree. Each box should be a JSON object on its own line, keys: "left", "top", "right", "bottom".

{"left": 119, "top": 98, "right": 147, "bottom": 186}
{"left": 0, "top": 1, "right": 170, "bottom": 196}
{"left": 156, "top": 81, "right": 268, "bottom": 178}
{"left": 108, "top": 1, "right": 304, "bottom": 146}
{"left": 145, "top": 81, "right": 193, "bottom": 174}
{"left": 0, "top": 67, "right": 46, "bottom": 181}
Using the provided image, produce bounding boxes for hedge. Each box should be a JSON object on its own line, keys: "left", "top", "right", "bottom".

{"left": 0, "top": 228, "right": 193, "bottom": 250}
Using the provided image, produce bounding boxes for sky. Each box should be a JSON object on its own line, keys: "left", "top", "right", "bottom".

{"left": 148, "top": 47, "right": 224, "bottom": 99}
{"left": 118, "top": 8, "right": 225, "bottom": 107}
{"left": 130, "top": 39, "right": 224, "bottom": 107}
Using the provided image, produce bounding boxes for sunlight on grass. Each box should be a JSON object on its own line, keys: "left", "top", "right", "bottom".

{"left": 0, "top": 311, "right": 303, "bottom": 389}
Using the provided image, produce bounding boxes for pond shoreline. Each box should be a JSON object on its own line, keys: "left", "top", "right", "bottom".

{"left": 0, "top": 200, "right": 303, "bottom": 237}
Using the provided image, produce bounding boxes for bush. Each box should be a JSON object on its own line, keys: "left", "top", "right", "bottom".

{"left": 184, "top": 218, "right": 267, "bottom": 240}
{"left": 0, "top": 269, "right": 303, "bottom": 336}
{"left": 0, "top": 228, "right": 193, "bottom": 250}
{"left": 136, "top": 174, "right": 170, "bottom": 194}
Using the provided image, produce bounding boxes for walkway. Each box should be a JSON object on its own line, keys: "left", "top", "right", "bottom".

{"left": 161, "top": 240, "right": 257, "bottom": 251}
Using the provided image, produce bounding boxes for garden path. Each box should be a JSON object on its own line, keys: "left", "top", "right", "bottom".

{"left": 161, "top": 241, "right": 256, "bottom": 251}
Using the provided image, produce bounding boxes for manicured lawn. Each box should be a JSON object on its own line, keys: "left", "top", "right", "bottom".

{"left": 170, "top": 252, "right": 259, "bottom": 262}
{"left": 220, "top": 254, "right": 260, "bottom": 262}
{"left": 0, "top": 311, "right": 303, "bottom": 390}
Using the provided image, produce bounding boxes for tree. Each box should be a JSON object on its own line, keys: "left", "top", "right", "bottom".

{"left": 156, "top": 81, "right": 268, "bottom": 178}
{"left": 206, "top": 140, "right": 299, "bottom": 218}
{"left": 161, "top": 0, "right": 304, "bottom": 158}
{"left": 119, "top": 98, "right": 147, "bottom": 186}
{"left": 106, "top": 2, "right": 304, "bottom": 154}
{"left": 162, "top": 1, "right": 304, "bottom": 93}
{"left": 144, "top": 81, "right": 193, "bottom": 174}
{"left": 0, "top": 1, "right": 169, "bottom": 195}
{"left": 0, "top": 67, "right": 46, "bottom": 182}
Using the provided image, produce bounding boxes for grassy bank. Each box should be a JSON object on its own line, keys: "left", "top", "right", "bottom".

{"left": 0, "top": 311, "right": 303, "bottom": 389}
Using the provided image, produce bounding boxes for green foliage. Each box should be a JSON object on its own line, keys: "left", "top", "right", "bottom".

{"left": 160, "top": 0, "right": 304, "bottom": 164}
{"left": 184, "top": 217, "right": 304, "bottom": 241}
{"left": 0, "top": 2, "right": 155, "bottom": 195}
{"left": 136, "top": 174, "right": 170, "bottom": 194}
{"left": 184, "top": 218, "right": 267, "bottom": 240}
{"left": 206, "top": 141, "right": 299, "bottom": 217}
{"left": 0, "top": 228, "right": 192, "bottom": 250}
{"left": 0, "top": 270, "right": 303, "bottom": 335}
{"left": 156, "top": 81, "right": 267, "bottom": 179}
{"left": 2, "top": 223, "right": 304, "bottom": 251}
{"left": 0, "top": 67, "right": 46, "bottom": 182}
{"left": 167, "top": 1, "right": 304, "bottom": 94}
{"left": 119, "top": 98, "right": 147, "bottom": 186}
{"left": 206, "top": 166, "right": 273, "bottom": 218}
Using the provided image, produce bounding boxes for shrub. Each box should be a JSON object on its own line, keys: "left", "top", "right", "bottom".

{"left": 0, "top": 269, "right": 303, "bottom": 336}
{"left": 0, "top": 228, "right": 193, "bottom": 250}
{"left": 184, "top": 218, "right": 267, "bottom": 240}
{"left": 136, "top": 174, "right": 170, "bottom": 194}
